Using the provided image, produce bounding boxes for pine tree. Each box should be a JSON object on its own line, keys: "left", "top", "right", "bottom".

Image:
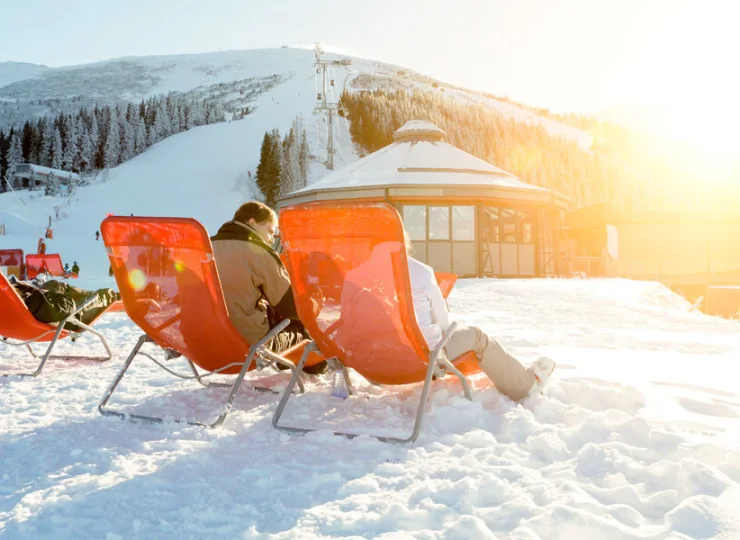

{"left": 7, "top": 132, "right": 23, "bottom": 187}
{"left": 63, "top": 116, "right": 78, "bottom": 171}
{"left": 89, "top": 113, "right": 101, "bottom": 170}
{"left": 41, "top": 119, "right": 56, "bottom": 167}
{"left": 255, "top": 130, "right": 282, "bottom": 206}
{"left": 51, "top": 127, "right": 63, "bottom": 170}
{"left": 79, "top": 120, "right": 92, "bottom": 171}
{"left": 104, "top": 107, "right": 120, "bottom": 167}
{"left": 256, "top": 132, "right": 274, "bottom": 205}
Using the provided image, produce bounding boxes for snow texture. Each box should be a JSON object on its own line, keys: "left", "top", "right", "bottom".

{"left": 1, "top": 279, "right": 739, "bottom": 539}
{"left": 0, "top": 47, "right": 736, "bottom": 539}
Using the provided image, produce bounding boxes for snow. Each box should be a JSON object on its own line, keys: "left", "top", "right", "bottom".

{"left": 0, "top": 61, "right": 48, "bottom": 89}
{"left": 0, "top": 48, "right": 592, "bottom": 150}
{"left": 1, "top": 278, "right": 739, "bottom": 538}
{"left": 291, "top": 132, "right": 545, "bottom": 195}
{"left": 0, "top": 48, "right": 738, "bottom": 538}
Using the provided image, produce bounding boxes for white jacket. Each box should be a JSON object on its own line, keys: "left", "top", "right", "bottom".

{"left": 408, "top": 257, "right": 450, "bottom": 349}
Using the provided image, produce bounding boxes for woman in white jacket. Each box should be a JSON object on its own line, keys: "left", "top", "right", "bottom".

{"left": 408, "top": 256, "right": 555, "bottom": 401}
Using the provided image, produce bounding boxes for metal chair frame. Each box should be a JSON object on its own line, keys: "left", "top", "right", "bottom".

{"left": 272, "top": 321, "right": 473, "bottom": 443}
{"left": 98, "top": 318, "right": 312, "bottom": 428}
{"left": 1, "top": 294, "right": 113, "bottom": 378}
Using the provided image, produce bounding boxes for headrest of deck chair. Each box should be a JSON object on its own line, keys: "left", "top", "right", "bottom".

{"left": 101, "top": 216, "right": 213, "bottom": 252}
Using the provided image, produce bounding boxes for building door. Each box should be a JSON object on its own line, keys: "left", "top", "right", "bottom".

{"left": 481, "top": 206, "right": 536, "bottom": 277}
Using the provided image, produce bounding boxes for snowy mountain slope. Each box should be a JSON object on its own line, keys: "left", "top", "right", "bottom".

{"left": 0, "top": 279, "right": 738, "bottom": 538}
{"left": 0, "top": 48, "right": 592, "bottom": 149}
{"left": 0, "top": 61, "right": 48, "bottom": 88}
{"left": 0, "top": 53, "right": 358, "bottom": 285}
{"left": 0, "top": 46, "right": 591, "bottom": 282}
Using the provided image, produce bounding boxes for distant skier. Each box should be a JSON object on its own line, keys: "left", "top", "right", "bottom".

{"left": 71, "top": 261, "right": 80, "bottom": 275}
{"left": 95, "top": 231, "right": 100, "bottom": 241}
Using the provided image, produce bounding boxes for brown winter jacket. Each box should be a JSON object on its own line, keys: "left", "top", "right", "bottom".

{"left": 211, "top": 220, "right": 298, "bottom": 344}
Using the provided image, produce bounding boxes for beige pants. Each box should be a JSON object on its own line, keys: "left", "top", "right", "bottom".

{"left": 443, "top": 325, "right": 535, "bottom": 401}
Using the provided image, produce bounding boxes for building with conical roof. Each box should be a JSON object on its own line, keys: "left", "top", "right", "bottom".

{"left": 279, "top": 120, "right": 570, "bottom": 278}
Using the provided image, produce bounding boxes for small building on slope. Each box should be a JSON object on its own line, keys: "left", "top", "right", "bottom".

{"left": 11, "top": 164, "right": 80, "bottom": 190}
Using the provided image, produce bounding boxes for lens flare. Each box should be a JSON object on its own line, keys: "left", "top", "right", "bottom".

{"left": 128, "top": 268, "right": 147, "bottom": 291}
{"left": 174, "top": 260, "right": 185, "bottom": 273}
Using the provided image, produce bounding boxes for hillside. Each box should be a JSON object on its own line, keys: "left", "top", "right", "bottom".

{"left": 0, "top": 47, "right": 595, "bottom": 285}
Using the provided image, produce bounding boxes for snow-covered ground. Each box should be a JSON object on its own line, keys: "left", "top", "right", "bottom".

{"left": 1, "top": 278, "right": 739, "bottom": 538}
{"left": 1, "top": 47, "right": 737, "bottom": 538}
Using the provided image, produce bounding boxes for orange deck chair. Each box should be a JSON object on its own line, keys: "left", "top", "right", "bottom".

{"left": 272, "top": 202, "right": 481, "bottom": 443}
{"left": 0, "top": 272, "right": 113, "bottom": 377}
{"left": 99, "top": 216, "right": 323, "bottom": 428}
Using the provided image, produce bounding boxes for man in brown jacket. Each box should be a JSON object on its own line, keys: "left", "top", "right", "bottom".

{"left": 211, "top": 201, "right": 326, "bottom": 373}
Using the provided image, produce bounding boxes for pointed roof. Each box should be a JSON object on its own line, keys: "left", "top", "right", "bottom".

{"left": 280, "top": 120, "right": 568, "bottom": 208}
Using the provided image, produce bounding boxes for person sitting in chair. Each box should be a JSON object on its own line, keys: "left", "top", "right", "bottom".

{"left": 405, "top": 237, "right": 555, "bottom": 401}
{"left": 10, "top": 274, "right": 120, "bottom": 329}
{"left": 211, "top": 201, "right": 327, "bottom": 374}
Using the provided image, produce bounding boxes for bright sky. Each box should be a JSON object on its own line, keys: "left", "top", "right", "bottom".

{"left": 1, "top": 0, "right": 738, "bottom": 147}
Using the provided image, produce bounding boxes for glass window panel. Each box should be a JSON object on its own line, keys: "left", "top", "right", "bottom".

{"left": 452, "top": 242, "right": 476, "bottom": 276}
{"left": 483, "top": 207, "right": 500, "bottom": 243}
{"left": 518, "top": 211, "right": 533, "bottom": 244}
{"left": 403, "top": 205, "right": 427, "bottom": 241}
{"left": 452, "top": 206, "right": 475, "bottom": 241}
{"left": 410, "top": 241, "right": 427, "bottom": 263}
{"left": 501, "top": 209, "right": 517, "bottom": 243}
{"left": 427, "top": 241, "right": 452, "bottom": 272}
{"left": 429, "top": 207, "right": 450, "bottom": 240}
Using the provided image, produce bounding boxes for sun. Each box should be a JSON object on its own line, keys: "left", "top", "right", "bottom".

{"left": 640, "top": 101, "right": 740, "bottom": 186}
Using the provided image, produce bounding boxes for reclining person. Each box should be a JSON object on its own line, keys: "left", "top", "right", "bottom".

{"left": 406, "top": 243, "right": 555, "bottom": 401}
{"left": 211, "top": 201, "right": 327, "bottom": 374}
{"left": 11, "top": 274, "right": 120, "bottom": 329}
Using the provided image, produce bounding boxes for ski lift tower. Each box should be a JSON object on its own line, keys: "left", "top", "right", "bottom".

{"left": 314, "top": 43, "right": 350, "bottom": 170}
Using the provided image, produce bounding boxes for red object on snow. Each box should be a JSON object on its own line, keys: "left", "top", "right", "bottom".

{"left": 25, "top": 254, "right": 67, "bottom": 279}
{"left": 0, "top": 249, "right": 23, "bottom": 267}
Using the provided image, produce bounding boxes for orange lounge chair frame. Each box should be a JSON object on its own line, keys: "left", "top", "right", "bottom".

{"left": 0, "top": 273, "right": 113, "bottom": 377}
{"left": 98, "top": 216, "right": 315, "bottom": 428}
{"left": 272, "top": 202, "right": 476, "bottom": 443}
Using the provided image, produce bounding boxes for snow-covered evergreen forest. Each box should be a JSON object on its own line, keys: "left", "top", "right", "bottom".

{"left": 0, "top": 73, "right": 286, "bottom": 192}
{"left": 341, "top": 89, "right": 740, "bottom": 212}
{"left": 255, "top": 116, "right": 309, "bottom": 207}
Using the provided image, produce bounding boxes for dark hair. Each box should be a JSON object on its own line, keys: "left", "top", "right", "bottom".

{"left": 233, "top": 201, "right": 276, "bottom": 225}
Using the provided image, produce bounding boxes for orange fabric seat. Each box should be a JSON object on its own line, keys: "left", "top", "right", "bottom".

{"left": 0, "top": 272, "right": 114, "bottom": 377}
{"left": 25, "top": 254, "right": 66, "bottom": 279}
{"left": 272, "top": 202, "right": 480, "bottom": 443}
{"left": 99, "top": 216, "right": 322, "bottom": 427}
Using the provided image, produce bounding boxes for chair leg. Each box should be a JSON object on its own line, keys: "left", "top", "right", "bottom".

{"left": 99, "top": 320, "right": 304, "bottom": 428}
{"left": 98, "top": 334, "right": 151, "bottom": 420}
{"left": 2, "top": 315, "right": 114, "bottom": 378}
{"left": 208, "top": 344, "right": 263, "bottom": 428}
{"left": 340, "top": 363, "right": 354, "bottom": 396}
{"left": 99, "top": 338, "right": 272, "bottom": 428}
{"left": 271, "top": 326, "right": 472, "bottom": 444}
{"left": 272, "top": 342, "right": 316, "bottom": 432}
{"left": 69, "top": 320, "right": 114, "bottom": 362}
{"left": 1, "top": 323, "right": 66, "bottom": 378}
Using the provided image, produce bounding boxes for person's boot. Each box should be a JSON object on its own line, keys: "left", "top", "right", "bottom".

{"left": 529, "top": 357, "right": 556, "bottom": 395}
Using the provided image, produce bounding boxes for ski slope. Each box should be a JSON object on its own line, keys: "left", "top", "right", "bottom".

{"left": 1, "top": 279, "right": 738, "bottom": 538}
{"left": 0, "top": 52, "right": 359, "bottom": 287}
